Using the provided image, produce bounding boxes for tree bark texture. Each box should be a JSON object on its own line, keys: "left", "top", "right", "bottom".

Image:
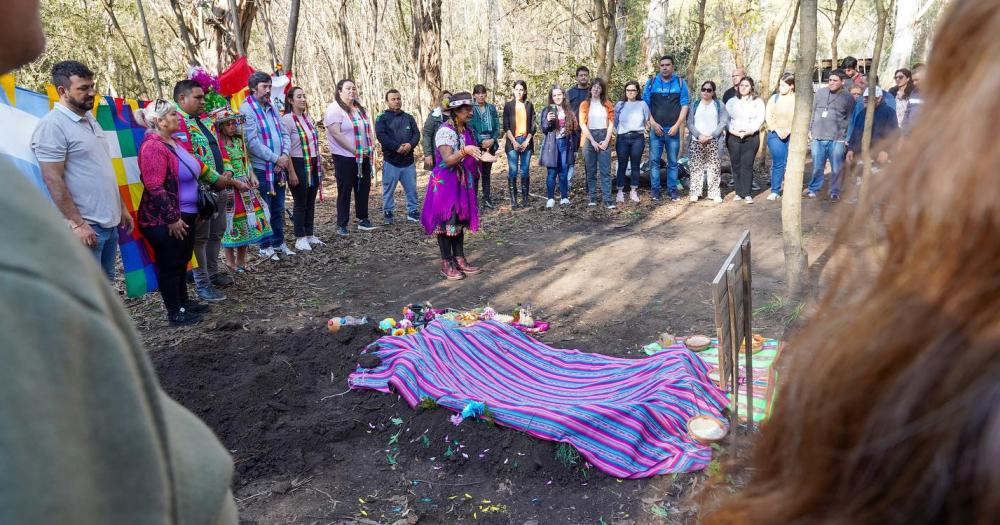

{"left": 686, "top": 0, "right": 708, "bottom": 99}
{"left": 282, "top": 0, "right": 301, "bottom": 72}
{"left": 859, "top": 0, "right": 892, "bottom": 206}
{"left": 411, "top": 0, "right": 443, "bottom": 122}
{"left": 782, "top": 0, "right": 817, "bottom": 298}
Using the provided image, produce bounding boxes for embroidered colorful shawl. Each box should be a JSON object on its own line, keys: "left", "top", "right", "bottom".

{"left": 419, "top": 121, "right": 479, "bottom": 235}
{"left": 246, "top": 95, "right": 281, "bottom": 194}
{"left": 173, "top": 107, "right": 220, "bottom": 184}
{"left": 348, "top": 106, "right": 373, "bottom": 163}
{"left": 292, "top": 113, "right": 321, "bottom": 186}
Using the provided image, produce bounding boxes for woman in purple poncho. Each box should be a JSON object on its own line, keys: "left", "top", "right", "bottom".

{"left": 420, "top": 92, "right": 486, "bottom": 280}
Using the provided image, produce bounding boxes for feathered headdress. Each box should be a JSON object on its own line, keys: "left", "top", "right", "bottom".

{"left": 188, "top": 66, "right": 229, "bottom": 114}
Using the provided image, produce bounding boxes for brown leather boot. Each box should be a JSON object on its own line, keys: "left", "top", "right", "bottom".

{"left": 440, "top": 258, "right": 465, "bottom": 280}
{"left": 454, "top": 256, "right": 482, "bottom": 275}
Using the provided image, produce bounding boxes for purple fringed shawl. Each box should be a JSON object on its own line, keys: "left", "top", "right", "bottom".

{"left": 420, "top": 122, "right": 480, "bottom": 235}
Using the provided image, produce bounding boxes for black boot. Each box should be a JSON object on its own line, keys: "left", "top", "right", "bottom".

{"left": 508, "top": 179, "right": 519, "bottom": 208}
{"left": 521, "top": 180, "right": 530, "bottom": 208}
{"left": 482, "top": 173, "right": 494, "bottom": 209}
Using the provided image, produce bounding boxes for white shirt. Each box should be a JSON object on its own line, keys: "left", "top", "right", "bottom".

{"left": 725, "top": 96, "right": 766, "bottom": 134}
{"left": 694, "top": 100, "right": 719, "bottom": 137}
{"left": 587, "top": 100, "right": 608, "bottom": 130}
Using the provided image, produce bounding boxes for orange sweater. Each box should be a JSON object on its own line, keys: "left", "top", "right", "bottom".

{"left": 578, "top": 99, "right": 615, "bottom": 147}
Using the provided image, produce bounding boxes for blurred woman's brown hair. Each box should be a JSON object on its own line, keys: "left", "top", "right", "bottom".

{"left": 703, "top": 1, "right": 1000, "bottom": 524}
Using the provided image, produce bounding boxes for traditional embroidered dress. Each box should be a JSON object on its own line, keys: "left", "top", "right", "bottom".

{"left": 420, "top": 122, "right": 479, "bottom": 236}
{"left": 220, "top": 133, "right": 272, "bottom": 247}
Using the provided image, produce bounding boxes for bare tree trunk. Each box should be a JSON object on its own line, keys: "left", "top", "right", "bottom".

{"left": 135, "top": 0, "right": 163, "bottom": 98}
{"left": 601, "top": 0, "right": 619, "bottom": 80}
{"left": 411, "top": 0, "right": 443, "bottom": 120}
{"left": 859, "top": 0, "right": 892, "bottom": 205}
{"left": 593, "top": 0, "right": 611, "bottom": 79}
{"left": 259, "top": 3, "right": 279, "bottom": 70}
{"left": 283, "top": 0, "right": 301, "bottom": 71}
{"left": 169, "top": 0, "right": 201, "bottom": 66}
{"left": 782, "top": 0, "right": 816, "bottom": 298}
{"left": 759, "top": 19, "right": 783, "bottom": 99}
{"left": 227, "top": 0, "right": 246, "bottom": 56}
{"left": 831, "top": 0, "right": 844, "bottom": 67}
{"left": 101, "top": 0, "right": 149, "bottom": 97}
{"left": 685, "top": 0, "right": 708, "bottom": 99}
{"left": 779, "top": 0, "right": 802, "bottom": 78}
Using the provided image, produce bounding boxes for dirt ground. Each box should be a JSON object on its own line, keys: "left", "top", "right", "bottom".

{"left": 136, "top": 157, "right": 839, "bottom": 525}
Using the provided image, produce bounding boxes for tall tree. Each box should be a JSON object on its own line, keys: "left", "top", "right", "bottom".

{"left": 593, "top": 0, "right": 619, "bottom": 80}
{"left": 686, "top": 0, "right": 709, "bottom": 99}
{"left": 781, "top": 0, "right": 817, "bottom": 297}
{"left": 778, "top": 0, "right": 802, "bottom": 78}
{"left": 169, "top": 0, "right": 201, "bottom": 66}
{"left": 858, "top": 0, "right": 894, "bottom": 206}
{"left": 99, "top": 0, "right": 148, "bottom": 97}
{"left": 887, "top": 0, "right": 935, "bottom": 71}
{"left": 820, "top": 0, "right": 856, "bottom": 67}
{"left": 283, "top": 0, "right": 301, "bottom": 72}
{"left": 411, "top": 0, "right": 443, "bottom": 121}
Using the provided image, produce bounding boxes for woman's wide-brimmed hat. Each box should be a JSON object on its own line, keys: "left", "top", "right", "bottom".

{"left": 208, "top": 106, "right": 245, "bottom": 125}
{"left": 447, "top": 91, "right": 474, "bottom": 109}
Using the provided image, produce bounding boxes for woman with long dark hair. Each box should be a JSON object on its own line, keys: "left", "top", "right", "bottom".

{"left": 887, "top": 68, "right": 914, "bottom": 127}
{"left": 539, "top": 85, "right": 579, "bottom": 208}
{"left": 502, "top": 80, "right": 535, "bottom": 208}
{"left": 724, "top": 76, "right": 765, "bottom": 203}
{"left": 579, "top": 77, "right": 616, "bottom": 208}
{"left": 420, "top": 92, "right": 483, "bottom": 280}
{"left": 613, "top": 80, "right": 649, "bottom": 204}
{"left": 282, "top": 86, "right": 323, "bottom": 250}
{"left": 686, "top": 80, "right": 728, "bottom": 203}
{"left": 323, "top": 79, "right": 376, "bottom": 236}
{"left": 705, "top": 2, "right": 1000, "bottom": 523}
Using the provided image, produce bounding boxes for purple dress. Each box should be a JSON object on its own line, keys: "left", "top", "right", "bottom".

{"left": 420, "top": 122, "right": 480, "bottom": 236}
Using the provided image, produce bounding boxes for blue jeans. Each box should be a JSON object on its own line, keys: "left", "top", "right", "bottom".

{"left": 583, "top": 129, "right": 613, "bottom": 204}
{"left": 808, "top": 140, "right": 847, "bottom": 195}
{"left": 506, "top": 136, "right": 531, "bottom": 184}
{"left": 256, "top": 169, "right": 286, "bottom": 249}
{"left": 766, "top": 131, "right": 790, "bottom": 194}
{"left": 649, "top": 131, "right": 680, "bottom": 198}
{"left": 89, "top": 223, "right": 119, "bottom": 281}
{"left": 546, "top": 137, "right": 571, "bottom": 199}
{"left": 382, "top": 162, "right": 419, "bottom": 216}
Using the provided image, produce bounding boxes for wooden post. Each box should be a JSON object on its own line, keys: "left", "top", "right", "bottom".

{"left": 741, "top": 237, "right": 754, "bottom": 430}
{"left": 725, "top": 267, "right": 740, "bottom": 427}
{"left": 228, "top": 0, "right": 246, "bottom": 57}
{"left": 135, "top": 0, "right": 163, "bottom": 99}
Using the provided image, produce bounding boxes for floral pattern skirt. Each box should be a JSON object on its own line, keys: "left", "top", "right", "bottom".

{"left": 222, "top": 182, "right": 273, "bottom": 248}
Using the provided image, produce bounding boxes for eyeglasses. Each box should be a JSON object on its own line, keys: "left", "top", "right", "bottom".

{"left": 894, "top": 75, "right": 907, "bottom": 80}
{"left": 702, "top": 88, "right": 714, "bottom": 93}
{"left": 625, "top": 88, "right": 637, "bottom": 92}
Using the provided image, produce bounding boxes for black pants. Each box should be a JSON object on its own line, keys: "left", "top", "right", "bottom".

{"left": 475, "top": 161, "right": 493, "bottom": 201}
{"left": 726, "top": 132, "right": 760, "bottom": 198}
{"left": 437, "top": 231, "right": 465, "bottom": 259}
{"left": 142, "top": 212, "right": 198, "bottom": 314}
{"left": 291, "top": 156, "right": 320, "bottom": 237}
{"left": 615, "top": 131, "right": 644, "bottom": 191}
{"left": 332, "top": 154, "right": 372, "bottom": 227}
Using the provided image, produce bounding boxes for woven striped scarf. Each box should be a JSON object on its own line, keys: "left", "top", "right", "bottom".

{"left": 348, "top": 106, "right": 372, "bottom": 164}
{"left": 292, "top": 113, "right": 321, "bottom": 186}
{"left": 247, "top": 96, "right": 280, "bottom": 194}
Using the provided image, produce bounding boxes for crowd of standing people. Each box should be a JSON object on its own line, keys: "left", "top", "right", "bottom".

{"left": 30, "top": 53, "right": 921, "bottom": 322}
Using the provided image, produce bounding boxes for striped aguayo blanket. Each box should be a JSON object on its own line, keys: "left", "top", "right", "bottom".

{"left": 349, "top": 319, "right": 729, "bottom": 478}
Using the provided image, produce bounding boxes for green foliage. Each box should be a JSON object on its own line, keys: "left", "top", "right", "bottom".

{"left": 554, "top": 442, "right": 582, "bottom": 469}
{"left": 417, "top": 397, "right": 439, "bottom": 410}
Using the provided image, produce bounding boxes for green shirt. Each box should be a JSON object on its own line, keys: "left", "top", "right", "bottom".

{"left": 174, "top": 106, "right": 223, "bottom": 185}
{"left": 0, "top": 159, "right": 237, "bottom": 524}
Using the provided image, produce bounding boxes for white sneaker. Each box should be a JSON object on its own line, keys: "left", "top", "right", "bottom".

{"left": 689, "top": 195, "right": 699, "bottom": 202}
{"left": 616, "top": 190, "right": 624, "bottom": 203}
{"left": 559, "top": 198, "right": 570, "bottom": 206}
{"left": 745, "top": 196, "right": 754, "bottom": 204}
{"left": 630, "top": 189, "right": 640, "bottom": 203}
{"left": 259, "top": 247, "right": 275, "bottom": 259}
{"left": 307, "top": 236, "right": 324, "bottom": 245}
{"left": 588, "top": 201, "right": 597, "bottom": 207}
{"left": 545, "top": 198, "right": 555, "bottom": 208}
{"left": 295, "top": 237, "right": 312, "bottom": 251}
{"left": 606, "top": 203, "right": 616, "bottom": 210}
{"left": 767, "top": 193, "right": 779, "bottom": 201}
{"left": 278, "top": 244, "right": 296, "bottom": 256}
{"left": 712, "top": 196, "right": 723, "bottom": 204}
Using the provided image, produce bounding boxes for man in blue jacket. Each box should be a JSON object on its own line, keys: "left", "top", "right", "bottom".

{"left": 846, "top": 87, "right": 899, "bottom": 177}
{"left": 375, "top": 89, "right": 421, "bottom": 225}
{"left": 643, "top": 55, "right": 689, "bottom": 201}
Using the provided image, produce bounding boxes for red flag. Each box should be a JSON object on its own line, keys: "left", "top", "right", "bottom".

{"left": 219, "top": 56, "right": 257, "bottom": 96}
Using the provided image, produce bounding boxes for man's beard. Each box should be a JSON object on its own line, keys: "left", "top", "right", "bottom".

{"left": 66, "top": 95, "right": 94, "bottom": 112}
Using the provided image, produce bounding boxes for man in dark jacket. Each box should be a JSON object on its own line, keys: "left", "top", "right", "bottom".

{"left": 421, "top": 90, "right": 452, "bottom": 170}
{"left": 376, "top": 89, "right": 421, "bottom": 224}
{"left": 846, "top": 87, "right": 898, "bottom": 168}
{"left": 566, "top": 66, "right": 591, "bottom": 188}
